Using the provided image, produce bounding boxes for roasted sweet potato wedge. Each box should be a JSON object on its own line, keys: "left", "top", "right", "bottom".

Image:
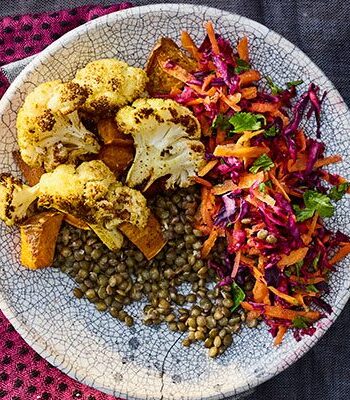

{"left": 64, "top": 214, "right": 90, "bottom": 230}
{"left": 13, "top": 151, "right": 44, "bottom": 186}
{"left": 20, "top": 211, "right": 63, "bottom": 269}
{"left": 145, "top": 37, "right": 197, "bottom": 96}
{"left": 119, "top": 213, "right": 167, "bottom": 260}
{"left": 97, "top": 118, "right": 133, "bottom": 145}
{"left": 98, "top": 143, "right": 134, "bottom": 176}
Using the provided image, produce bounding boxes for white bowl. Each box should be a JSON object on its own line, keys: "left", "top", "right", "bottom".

{"left": 0, "top": 4, "right": 349, "bottom": 400}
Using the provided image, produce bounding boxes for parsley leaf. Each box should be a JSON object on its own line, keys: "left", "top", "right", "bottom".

{"left": 292, "top": 316, "right": 310, "bottom": 329}
{"left": 249, "top": 154, "right": 275, "bottom": 174}
{"left": 234, "top": 58, "right": 250, "bottom": 74}
{"left": 264, "top": 126, "right": 279, "bottom": 138}
{"left": 284, "top": 268, "right": 292, "bottom": 277}
{"left": 293, "top": 205, "right": 315, "bottom": 222}
{"left": 306, "top": 284, "right": 319, "bottom": 293}
{"left": 294, "top": 190, "right": 335, "bottom": 222}
{"left": 304, "top": 190, "right": 335, "bottom": 218}
{"left": 266, "top": 76, "right": 283, "bottom": 94}
{"left": 328, "top": 182, "right": 350, "bottom": 201}
{"left": 312, "top": 254, "right": 320, "bottom": 269}
{"left": 286, "top": 79, "right": 304, "bottom": 88}
{"left": 229, "top": 112, "right": 266, "bottom": 133}
{"left": 231, "top": 281, "right": 246, "bottom": 311}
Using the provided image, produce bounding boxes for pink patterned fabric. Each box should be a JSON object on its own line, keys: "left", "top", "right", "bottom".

{"left": 0, "top": 4, "right": 133, "bottom": 399}
{"left": 0, "top": 2, "right": 132, "bottom": 97}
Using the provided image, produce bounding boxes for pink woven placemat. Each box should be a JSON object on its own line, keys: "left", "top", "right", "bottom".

{"left": 0, "top": 4, "right": 132, "bottom": 399}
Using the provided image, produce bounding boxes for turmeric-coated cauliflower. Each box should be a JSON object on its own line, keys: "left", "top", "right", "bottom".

{"left": 73, "top": 59, "right": 148, "bottom": 115}
{"left": 116, "top": 98, "right": 206, "bottom": 190}
{"left": 16, "top": 80, "right": 100, "bottom": 171}
{"left": 0, "top": 161, "right": 150, "bottom": 251}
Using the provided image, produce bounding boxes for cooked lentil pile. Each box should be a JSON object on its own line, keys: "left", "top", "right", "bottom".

{"left": 53, "top": 187, "right": 258, "bottom": 357}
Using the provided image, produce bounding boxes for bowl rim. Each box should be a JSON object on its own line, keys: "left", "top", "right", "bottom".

{"left": 0, "top": 3, "right": 349, "bottom": 400}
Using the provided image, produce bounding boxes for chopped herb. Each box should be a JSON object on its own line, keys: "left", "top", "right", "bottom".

{"left": 292, "top": 316, "right": 310, "bottom": 329}
{"left": 212, "top": 114, "right": 231, "bottom": 131}
{"left": 249, "top": 154, "right": 275, "bottom": 174}
{"left": 231, "top": 281, "right": 246, "bottom": 311}
{"left": 284, "top": 268, "right": 292, "bottom": 277}
{"left": 312, "top": 254, "right": 321, "bottom": 269}
{"left": 229, "top": 112, "right": 266, "bottom": 133}
{"left": 328, "top": 182, "right": 350, "bottom": 201}
{"left": 266, "top": 76, "right": 283, "bottom": 94}
{"left": 264, "top": 125, "right": 279, "bottom": 138}
{"left": 259, "top": 182, "right": 267, "bottom": 193}
{"left": 294, "top": 190, "right": 335, "bottom": 222}
{"left": 265, "top": 180, "right": 273, "bottom": 188}
{"left": 234, "top": 58, "right": 251, "bottom": 74}
{"left": 295, "top": 260, "right": 303, "bottom": 277}
{"left": 286, "top": 79, "right": 304, "bottom": 88}
{"left": 306, "top": 284, "right": 319, "bottom": 293}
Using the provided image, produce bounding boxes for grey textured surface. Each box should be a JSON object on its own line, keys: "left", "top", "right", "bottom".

{"left": 1, "top": 2, "right": 350, "bottom": 400}
{"left": 0, "top": 4, "right": 350, "bottom": 400}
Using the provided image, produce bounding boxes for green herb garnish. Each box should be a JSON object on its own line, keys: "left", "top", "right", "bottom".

{"left": 328, "top": 182, "right": 350, "bottom": 201}
{"left": 229, "top": 112, "right": 266, "bottom": 133}
{"left": 293, "top": 190, "right": 335, "bottom": 222}
{"left": 234, "top": 58, "right": 251, "bottom": 74}
{"left": 306, "top": 284, "right": 319, "bottom": 293}
{"left": 249, "top": 154, "right": 275, "bottom": 174}
{"left": 292, "top": 316, "right": 310, "bottom": 329}
{"left": 231, "top": 281, "right": 246, "bottom": 311}
{"left": 295, "top": 260, "right": 303, "bottom": 277}
{"left": 266, "top": 76, "right": 283, "bottom": 94}
{"left": 286, "top": 79, "right": 304, "bottom": 88}
{"left": 264, "top": 125, "right": 279, "bottom": 138}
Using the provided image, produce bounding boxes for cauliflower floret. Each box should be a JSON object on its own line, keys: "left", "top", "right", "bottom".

{"left": 116, "top": 98, "right": 206, "bottom": 190}
{"left": 0, "top": 174, "right": 39, "bottom": 226}
{"left": 0, "top": 161, "right": 150, "bottom": 251}
{"left": 17, "top": 80, "right": 100, "bottom": 171}
{"left": 73, "top": 59, "right": 148, "bottom": 115}
{"left": 38, "top": 160, "right": 149, "bottom": 229}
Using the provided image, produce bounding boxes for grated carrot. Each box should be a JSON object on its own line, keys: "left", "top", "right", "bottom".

{"left": 269, "top": 171, "right": 291, "bottom": 201}
{"left": 231, "top": 250, "right": 241, "bottom": 278}
{"left": 213, "top": 145, "right": 268, "bottom": 158}
{"left": 268, "top": 286, "right": 300, "bottom": 306}
{"left": 249, "top": 102, "right": 280, "bottom": 113}
{"left": 264, "top": 306, "right": 321, "bottom": 321}
{"left": 314, "top": 155, "right": 342, "bottom": 169}
{"left": 194, "top": 176, "right": 212, "bottom": 188}
{"left": 180, "top": 31, "right": 201, "bottom": 61}
{"left": 274, "top": 326, "right": 287, "bottom": 346}
{"left": 237, "top": 36, "right": 249, "bottom": 62}
{"left": 198, "top": 160, "right": 218, "bottom": 177}
{"left": 204, "top": 21, "right": 220, "bottom": 55}
{"left": 239, "top": 70, "right": 261, "bottom": 87}
{"left": 277, "top": 247, "right": 309, "bottom": 268}
{"left": 201, "top": 228, "right": 219, "bottom": 258}
{"left": 212, "top": 180, "right": 237, "bottom": 195}
{"left": 241, "top": 86, "right": 257, "bottom": 99}
{"left": 329, "top": 243, "right": 350, "bottom": 265}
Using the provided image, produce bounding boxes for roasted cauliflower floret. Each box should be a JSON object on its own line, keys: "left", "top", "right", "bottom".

{"left": 0, "top": 174, "right": 39, "bottom": 226}
{"left": 0, "top": 161, "right": 150, "bottom": 251}
{"left": 73, "top": 59, "right": 148, "bottom": 115}
{"left": 116, "top": 98, "right": 206, "bottom": 190}
{"left": 16, "top": 80, "right": 100, "bottom": 171}
{"left": 38, "top": 161, "right": 150, "bottom": 230}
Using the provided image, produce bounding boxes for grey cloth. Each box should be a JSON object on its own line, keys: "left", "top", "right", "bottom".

{"left": 1, "top": 1, "right": 350, "bottom": 400}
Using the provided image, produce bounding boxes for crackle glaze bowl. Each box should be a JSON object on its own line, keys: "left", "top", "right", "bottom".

{"left": 0, "top": 4, "right": 350, "bottom": 400}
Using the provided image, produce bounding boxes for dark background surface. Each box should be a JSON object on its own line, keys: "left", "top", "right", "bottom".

{"left": 1, "top": 1, "right": 350, "bottom": 399}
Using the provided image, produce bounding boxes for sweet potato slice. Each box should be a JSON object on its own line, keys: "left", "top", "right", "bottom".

{"left": 12, "top": 151, "right": 44, "bottom": 186}
{"left": 119, "top": 213, "right": 167, "bottom": 260}
{"left": 97, "top": 118, "right": 133, "bottom": 145}
{"left": 64, "top": 214, "right": 90, "bottom": 230}
{"left": 98, "top": 143, "right": 134, "bottom": 176}
{"left": 145, "top": 37, "right": 197, "bottom": 96}
{"left": 20, "top": 211, "right": 63, "bottom": 269}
